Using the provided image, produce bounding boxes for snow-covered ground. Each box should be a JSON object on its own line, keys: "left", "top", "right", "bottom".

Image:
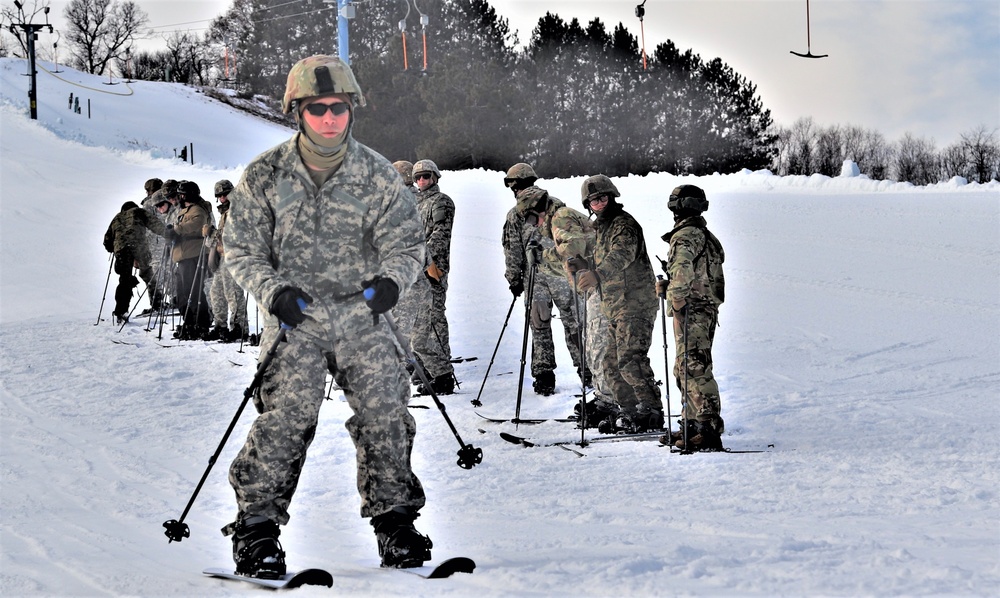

{"left": 2, "top": 58, "right": 998, "bottom": 597}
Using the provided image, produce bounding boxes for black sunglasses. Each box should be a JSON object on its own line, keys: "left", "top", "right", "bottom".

{"left": 303, "top": 102, "right": 351, "bottom": 117}
{"left": 415, "top": 173, "right": 434, "bottom": 181}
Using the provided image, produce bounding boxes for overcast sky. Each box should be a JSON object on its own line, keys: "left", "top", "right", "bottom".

{"left": 34, "top": 0, "right": 1000, "bottom": 147}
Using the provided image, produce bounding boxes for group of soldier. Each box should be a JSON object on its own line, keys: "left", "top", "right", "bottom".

{"left": 102, "top": 176, "right": 249, "bottom": 343}
{"left": 486, "top": 164, "right": 727, "bottom": 452}
{"left": 103, "top": 54, "right": 728, "bottom": 579}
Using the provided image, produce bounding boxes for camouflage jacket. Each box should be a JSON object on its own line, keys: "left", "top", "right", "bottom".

{"left": 414, "top": 183, "right": 454, "bottom": 283}
{"left": 223, "top": 135, "right": 424, "bottom": 341}
{"left": 591, "top": 201, "right": 657, "bottom": 321}
{"left": 661, "top": 215, "right": 725, "bottom": 314}
{"left": 534, "top": 195, "right": 595, "bottom": 282}
{"left": 103, "top": 206, "right": 154, "bottom": 258}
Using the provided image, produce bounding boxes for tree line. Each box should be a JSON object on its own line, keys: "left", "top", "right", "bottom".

{"left": 2, "top": 0, "right": 997, "bottom": 183}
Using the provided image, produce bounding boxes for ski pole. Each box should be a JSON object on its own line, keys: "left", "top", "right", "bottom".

{"left": 570, "top": 268, "right": 588, "bottom": 446}
{"left": 657, "top": 275, "right": 673, "bottom": 443}
{"left": 512, "top": 248, "right": 538, "bottom": 428}
{"left": 366, "top": 289, "right": 482, "bottom": 470}
{"left": 471, "top": 294, "right": 517, "bottom": 407}
{"left": 96, "top": 254, "right": 114, "bottom": 325}
{"left": 163, "top": 300, "right": 306, "bottom": 543}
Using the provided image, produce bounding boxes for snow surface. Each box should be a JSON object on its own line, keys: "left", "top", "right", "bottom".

{"left": 1, "top": 57, "right": 999, "bottom": 597}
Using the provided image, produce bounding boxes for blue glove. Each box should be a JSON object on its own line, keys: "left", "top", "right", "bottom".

{"left": 270, "top": 287, "right": 313, "bottom": 327}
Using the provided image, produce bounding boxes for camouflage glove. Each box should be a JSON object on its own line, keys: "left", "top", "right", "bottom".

{"left": 566, "top": 255, "right": 589, "bottom": 274}
{"left": 576, "top": 270, "right": 599, "bottom": 292}
{"left": 202, "top": 224, "right": 215, "bottom": 238}
{"left": 270, "top": 287, "right": 313, "bottom": 328}
{"left": 509, "top": 280, "right": 524, "bottom": 298}
{"left": 363, "top": 277, "right": 399, "bottom": 314}
{"left": 163, "top": 225, "right": 177, "bottom": 241}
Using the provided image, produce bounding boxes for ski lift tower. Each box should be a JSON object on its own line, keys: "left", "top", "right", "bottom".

{"left": 324, "top": 0, "right": 355, "bottom": 64}
{"left": 10, "top": 1, "right": 54, "bottom": 120}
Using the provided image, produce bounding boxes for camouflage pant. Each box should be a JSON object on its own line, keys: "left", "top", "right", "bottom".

{"left": 410, "top": 276, "right": 454, "bottom": 379}
{"left": 227, "top": 323, "right": 426, "bottom": 530}
{"left": 600, "top": 313, "right": 662, "bottom": 417}
{"left": 673, "top": 307, "right": 722, "bottom": 421}
{"left": 584, "top": 291, "right": 615, "bottom": 407}
{"left": 527, "top": 272, "right": 584, "bottom": 377}
{"left": 209, "top": 261, "right": 248, "bottom": 330}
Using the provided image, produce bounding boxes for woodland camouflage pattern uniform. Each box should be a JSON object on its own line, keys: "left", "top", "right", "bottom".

{"left": 662, "top": 204, "right": 726, "bottom": 427}
{"left": 103, "top": 201, "right": 161, "bottom": 318}
{"left": 516, "top": 189, "right": 617, "bottom": 416}
{"left": 503, "top": 189, "right": 585, "bottom": 382}
{"left": 409, "top": 162, "right": 455, "bottom": 382}
{"left": 207, "top": 180, "right": 248, "bottom": 337}
{"left": 580, "top": 176, "right": 662, "bottom": 429}
{"left": 221, "top": 62, "right": 426, "bottom": 533}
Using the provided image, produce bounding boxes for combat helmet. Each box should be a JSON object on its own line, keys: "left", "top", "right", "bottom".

{"left": 668, "top": 184, "right": 709, "bottom": 215}
{"left": 214, "top": 179, "right": 234, "bottom": 197}
{"left": 392, "top": 160, "right": 414, "bottom": 185}
{"left": 504, "top": 163, "right": 538, "bottom": 188}
{"left": 177, "top": 180, "right": 201, "bottom": 199}
{"left": 412, "top": 159, "right": 441, "bottom": 179}
{"left": 580, "top": 174, "right": 620, "bottom": 209}
{"left": 282, "top": 55, "right": 366, "bottom": 114}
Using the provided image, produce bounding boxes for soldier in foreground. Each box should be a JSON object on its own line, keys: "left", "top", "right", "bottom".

{"left": 221, "top": 55, "right": 431, "bottom": 578}
{"left": 656, "top": 185, "right": 726, "bottom": 450}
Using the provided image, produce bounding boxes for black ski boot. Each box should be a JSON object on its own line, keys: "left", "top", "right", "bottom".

{"left": 371, "top": 507, "right": 432, "bottom": 569}
{"left": 416, "top": 373, "right": 455, "bottom": 396}
{"left": 232, "top": 515, "right": 286, "bottom": 579}
{"left": 673, "top": 417, "right": 725, "bottom": 451}
{"left": 532, "top": 371, "right": 556, "bottom": 396}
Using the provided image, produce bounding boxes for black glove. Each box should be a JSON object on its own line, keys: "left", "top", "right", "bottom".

{"left": 270, "top": 287, "right": 313, "bottom": 327}
{"left": 163, "top": 224, "right": 177, "bottom": 241}
{"left": 363, "top": 277, "right": 399, "bottom": 314}
{"left": 509, "top": 280, "right": 524, "bottom": 298}
{"left": 566, "top": 255, "right": 589, "bottom": 274}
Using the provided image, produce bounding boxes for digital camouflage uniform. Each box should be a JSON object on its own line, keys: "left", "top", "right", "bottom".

{"left": 502, "top": 191, "right": 584, "bottom": 379}
{"left": 142, "top": 189, "right": 172, "bottom": 306}
{"left": 222, "top": 134, "right": 426, "bottom": 527}
{"left": 589, "top": 200, "right": 661, "bottom": 421}
{"left": 410, "top": 181, "right": 455, "bottom": 380}
{"left": 390, "top": 184, "right": 421, "bottom": 353}
{"left": 662, "top": 215, "right": 725, "bottom": 423}
{"left": 208, "top": 200, "right": 248, "bottom": 334}
{"left": 521, "top": 192, "right": 618, "bottom": 413}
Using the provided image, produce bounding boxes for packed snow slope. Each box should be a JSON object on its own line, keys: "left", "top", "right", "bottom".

{"left": 2, "top": 58, "right": 998, "bottom": 597}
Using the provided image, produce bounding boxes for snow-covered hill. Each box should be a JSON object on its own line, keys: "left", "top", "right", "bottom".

{"left": 1, "top": 58, "right": 998, "bottom": 597}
